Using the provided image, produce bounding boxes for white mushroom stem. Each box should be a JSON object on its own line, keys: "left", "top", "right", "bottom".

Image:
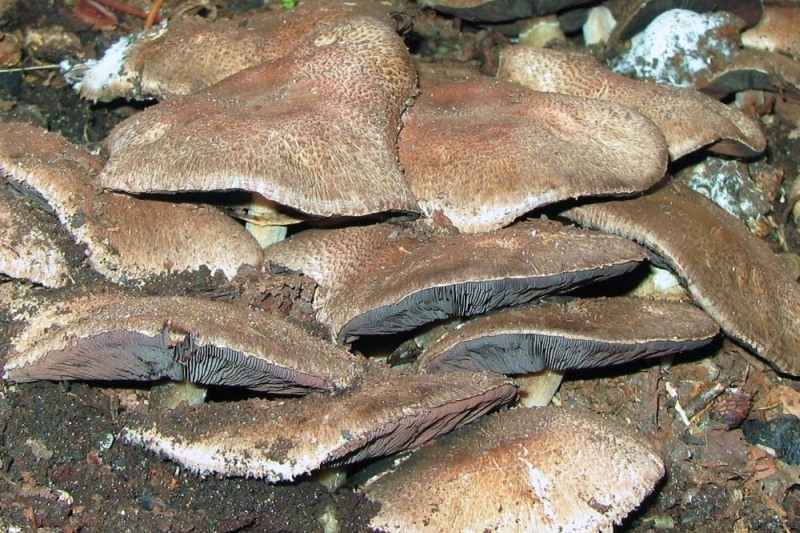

{"left": 246, "top": 193, "right": 289, "bottom": 248}
{"left": 149, "top": 381, "right": 207, "bottom": 410}
{"left": 583, "top": 6, "right": 616, "bottom": 46}
{"left": 312, "top": 466, "right": 349, "bottom": 491}
{"left": 515, "top": 369, "right": 565, "bottom": 407}
{"left": 518, "top": 15, "right": 565, "bottom": 48}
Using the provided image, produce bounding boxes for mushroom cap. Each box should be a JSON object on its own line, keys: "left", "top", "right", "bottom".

{"left": 741, "top": 6, "right": 800, "bottom": 60}
{"left": 316, "top": 219, "right": 647, "bottom": 342}
{"left": 400, "top": 63, "right": 668, "bottom": 233}
{"left": 497, "top": 45, "right": 766, "bottom": 160}
{"left": 419, "top": 297, "right": 719, "bottom": 374}
{"left": 98, "top": 16, "right": 419, "bottom": 218}
{"left": 4, "top": 292, "right": 362, "bottom": 393}
{"left": 363, "top": 405, "right": 665, "bottom": 533}
{"left": 418, "top": 0, "right": 595, "bottom": 22}
{"left": 695, "top": 47, "right": 800, "bottom": 98}
{"left": 564, "top": 180, "right": 800, "bottom": 376}
{"left": 0, "top": 122, "right": 262, "bottom": 284}
{"left": 122, "top": 364, "right": 517, "bottom": 481}
{"left": 68, "top": 0, "right": 406, "bottom": 101}
{"left": 0, "top": 182, "right": 74, "bottom": 287}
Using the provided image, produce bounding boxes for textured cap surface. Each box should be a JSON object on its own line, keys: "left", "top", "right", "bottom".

{"left": 364, "top": 405, "right": 664, "bottom": 533}
{"left": 4, "top": 292, "right": 362, "bottom": 393}
{"left": 401, "top": 63, "right": 668, "bottom": 233}
{"left": 99, "top": 16, "right": 419, "bottom": 218}
{"left": 0, "top": 122, "right": 262, "bottom": 284}
{"left": 564, "top": 180, "right": 800, "bottom": 376}
{"left": 498, "top": 45, "right": 766, "bottom": 160}
{"left": 123, "top": 364, "right": 517, "bottom": 481}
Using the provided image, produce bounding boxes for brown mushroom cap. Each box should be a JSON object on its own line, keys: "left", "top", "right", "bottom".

{"left": 419, "top": 297, "right": 719, "bottom": 374}
{"left": 497, "top": 45, "right": 766, "bottom": 160}
{"left": 418, "top": 0, "right": 595, "bottom": 22}
{"left": 0, "top": 183, "right": 73, "bottom": 287}
{"left": 317, "top": 219, "right": 648, "bottom": 342}
{"left": 400, "top": 63, "right": 667, "bottom": 233}
{"left": 4, "top": 292, "right": 362, "bottom": 393}
{"left": 0, "top": 122, "right": 261, "bottom": 284}
{"left": 363, "top": 405, "right": 664, "bottom": 533}
{"left": 564, "top": 180, "right": 800, "bottom": 376}
{"left": 98, "top": 16, "right": 418, "bottom": 218}
{"left": 122, "top": 364, "right": 517, "bottom": 481}
{"left": 742, "top": 6, "right": 800, "bottom": 59}
{"left": 695, "top": 47, "right": 800, "bottom": 98}
{"left": 68, "top": 0, "right": 403, "bottom": 101}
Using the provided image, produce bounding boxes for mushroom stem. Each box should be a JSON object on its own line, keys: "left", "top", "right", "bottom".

{"left": 518, "top": 15, "right": 565, "bottom": 48}
{"left": 246, "top": 193, "right": 288, "bottom": 248}
{"left": 312, "top": 466, "right": 349, "bottom": 491}
{"left": 149, "top": 380, "right": 207, "bottom": 410}
{"left": 515, "top": 369, "right": 565, "bottom": 407}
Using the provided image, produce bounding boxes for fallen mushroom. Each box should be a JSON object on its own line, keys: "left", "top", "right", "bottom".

{"left": 362, "top": 405, "right": 664, "bottom": 533}
{"left": 4, "top": 292, "right": 362, "bottom": 393}
{"left": 97, "top": 15, "right": 419, "bottom": 248}
{"left": 0, "top": 122, "right": 262, "bottom": 284}
{"left": 270, "top": 220, "right": 648, "bottom": 342}
{"left": 400, "top": 63, "right": 668, "bottom": 232}
{"left": 122, "top": 363, "right": 517, "bottom": 481}
{"left": 497, "top": 45, "right": 766, "bottom": 159}
{"left": 563, "top": 180, "right": 800, "bottom": 376}
{"left": 418, "top": 297, "right": 719, "bottom": 374}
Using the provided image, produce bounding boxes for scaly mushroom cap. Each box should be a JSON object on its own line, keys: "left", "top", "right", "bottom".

{"left": 418, "top": 0, "right": 595, "bottom": 22}
{"left": 564, "top": 180, "right": 800, "bottom": 376}
{"left": 122, "top": 364, "right": 517, "bottom": 481}
{"left": 0, "top": 183, "right": 73, "bottom": 287}
{"left": 742, "top": 6, "right": 800, "bottom": 60}
{"left": 265, "top": 223, "right": 420, "bottom": 288}
{"left": 400, "top": 63, "right": 668, "bottom": 233}
{"left": 4, "top": 292, "right": 362, "bottom": 393}
{"left": 419, "top": 297, "right": 719, "bottom": 373}
{"left": 98, "top": 16, "right": 419, "bottom": 218}
{"left": 67, "top": 0, "right": 406, "bottom": 101}
{"left": 316, "top": 219, "right": 647, "bottom": 342}
{"left": 695, "top": 47, "right": 800, "bottom": 98}
{"left": 497, "top": 45, "right": 766, "bottom": 160}
{"left": 0, "top": 122, "right": 261, "bottom": 283}
{"left": 363, "top": 405, "right": 664, "bottom": 533}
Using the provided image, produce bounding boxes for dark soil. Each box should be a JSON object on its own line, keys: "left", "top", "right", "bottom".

{"left": 2, "top": 1, "right": 800, "bottom": 532}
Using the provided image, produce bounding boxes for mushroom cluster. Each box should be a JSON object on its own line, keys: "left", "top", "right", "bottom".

{"left": 3, "top": 0, "right": 800, "bottom": 530}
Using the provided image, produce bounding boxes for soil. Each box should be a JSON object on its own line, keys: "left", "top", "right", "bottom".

{"left": 2, "top": 1, "right": 800, "bottom": 532}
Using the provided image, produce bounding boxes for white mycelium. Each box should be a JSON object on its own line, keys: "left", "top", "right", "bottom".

{"left": 610, "top": 9, "right": 740, "bottom": 87}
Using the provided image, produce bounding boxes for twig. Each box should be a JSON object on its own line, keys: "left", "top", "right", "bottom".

{"left": 91, "top": 0, "right": 163, "bottom": 23}
{"left": 144, "top": 0, "right": 166, "bottom": 30}
{"left": 0, "top": 64, "right": 60, "bottom": 74}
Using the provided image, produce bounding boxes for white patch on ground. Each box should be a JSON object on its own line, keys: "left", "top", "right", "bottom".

{"left": 62, "top": 35, "right": 134, "bottom": 92}
{"left": 610, "top": 9, "right": 740, "bottom": 87}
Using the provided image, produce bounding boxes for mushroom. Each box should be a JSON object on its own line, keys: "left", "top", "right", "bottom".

{"left": 563, "top": 180, "right": 800, "bottom": 376}
{"left": 0, "top": 182, "right": 73, "bottom": 287}
{"left": 270, "top": 220, "right": 648, "bottom": 342}
{"left": 742, "top": 5, "right": 800, "bottom": 60}
{"left": 418, "top": 297, "right": 719, "bottom": 373}
{"left": 62, "top": 0, "right": 405, "bottom": 102}
{"left": 399, "top": 63, "right": 668, "bottom": 233}
{"left": 362, "top": 405, "right": 664, "bottom": 533}
{"left": 122, "top": 363, "right": 517, "bottom": 481}
{"left": 0, "top": 122, "right": 262, "bottom": 284}
{"left": 97, "top": 15, "right": 419, "bottom": 249}
{"left": 497, "top": 45, "right": 766, "bottom": 159}
{"left": 417, "top": 0, "right": 595, "bottom": 22}
{"left": 4, "top": 291, "right": 362, "bottom": 393}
